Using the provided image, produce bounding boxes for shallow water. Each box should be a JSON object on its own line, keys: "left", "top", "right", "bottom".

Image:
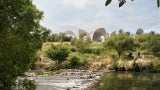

{"left": 36, "top": 76, "right": 96, "bottom": 90}
{"left": 35, "top": 70, "right": 105, "bottom": 90}
{"left": 88, "top": 72, "right": 160, "bottom": 90}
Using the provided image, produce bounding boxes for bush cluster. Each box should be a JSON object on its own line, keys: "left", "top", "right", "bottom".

{"left": 80, "top": 48, "right": 104, "bottom": 55}
{"left": 46, "top": 45, "right": 70, "bottom": 65}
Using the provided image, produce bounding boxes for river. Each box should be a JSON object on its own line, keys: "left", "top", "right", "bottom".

{"left": 87, "top": 72, "right": 160, "bottom": 90}
{"left": 35, "top": 70, "right": 107, "bottom": 90}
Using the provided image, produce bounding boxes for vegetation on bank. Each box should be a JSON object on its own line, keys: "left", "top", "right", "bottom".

{"left": 33, "top": 29, "right": 160, "bottom": 74}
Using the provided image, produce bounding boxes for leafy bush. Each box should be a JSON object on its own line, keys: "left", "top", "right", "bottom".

{"left": 46, "top": 45, "right": 70, "bottom": 65}
{"left": 149, "top": 64, "right": 160, "bottom": 73}
{"left": 60, "top": 60, "right": 70, "bottom": 69}
{"left": 80, "top": 48, "right": 104, "bottom": 55}
{"left": 110, "top": 59, "right": 118, "bottom": 70}
{"left": 132, "top": 61, "right": 140, "bottom": 72}
{"left": 79, "top": 55, "right": 91, "bottom": 69}
{"left": 132, "top": 61, "right": 144, "bottom": 72}
{"left": 71, "top": 38, "right": 91, "bottom": 52}
{"left": 105, "top": 50, "right": 118, "bottom": 59}
{"left": 70, "top": 46, "right": 77, "bottom": 52}
{"left": 68, "top": 55, "right": 81, "bottom": 69}
{"left": 146, "top": 62, "right": 154, "bottom": 70}
{"left": 81, "top": 48, "right": 92, "bottom": 53}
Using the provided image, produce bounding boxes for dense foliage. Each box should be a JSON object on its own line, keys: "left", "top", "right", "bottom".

{"left": 135, "top": 31, "right": 160, "bottom": 56}
{"left": 68, "top": 54, "right": 81, "bottom": 69}
{"left": 71, "top": 37, "right": 91, "bottom": 52}
{"left": 46, "top": 45, "right": 70, "bottom": 64}
{"left": 0, "top": 0, "right": 50, "bottom": 89}
{"left": 104, "top": 29, "right": 160, "bottom": 59}
{"left": 48, "top": 33, "right": 72, "bottom": 42}
{"left": 39, "top": 28, "right": 160, "bottom": 72}
{"left": 103, "top": 30, "right": 135, "bottom": 58}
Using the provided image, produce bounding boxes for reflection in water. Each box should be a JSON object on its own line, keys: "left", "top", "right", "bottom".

{"left": 88, "top": 72, "right": 160, "bottom": 90}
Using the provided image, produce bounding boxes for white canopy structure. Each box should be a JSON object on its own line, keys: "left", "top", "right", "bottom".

{"left": 64, "top": 30, "right": 76, "bottom": 38}
{"left": 91, "top": 28, "right": 109, "bottom": 42}
{"left": 63, "top": 28, "right": 109, "bottom": 42}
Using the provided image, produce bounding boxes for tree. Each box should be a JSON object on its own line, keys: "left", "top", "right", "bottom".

{"left": 134, "top": 33, "right": 148, "bottom": 51}
{"left": 40, "top": 26, "right": 51, "bottom": 42}
{"left": 71, "top": 37, "right": 91, "bottom": 52}
{"left": 105, "top": 0, "right": 160, "bottom": 8}
{"left": 48, "top": 34, "right": 59, "bottom": 42}
{"left": 103, "top": 30, "right": 135, "bottom": 58}
{"left": 63, "top": 36, "right": 72, "bottom": 42}
{"left": 48, "top": 33, "right": 72, "bottom": 42}
{"left": 149, "top": 34, "right": 160, "bottom": 56}
{"left": 47, "top": 45, "right": 70, "bottom": 65}
{"left": 71, "top": 38, "right": 84, "bottom": 49}
{"left": 135, "top": 31, "right": 160, "bottom": 56}
{"left": 0, "top": 0, "right": 48, "bottom": 89}
{"left": 136, "top": 28, "right": 144, "bottom": 35}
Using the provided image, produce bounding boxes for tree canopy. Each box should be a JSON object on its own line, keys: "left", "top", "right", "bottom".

{"left": 136, "top": 28, "right": 144, "bottom": 35}
{"left": 135, "top": 31, "right": 160, "bottom": 56}
{"left": 104, "top": 29, "right": 160, "bottom": 59}
{"left": 47, "top": 45, "right": 70, "bottom": 65}
{"left": 0, "top": 0, "right": 50, "bottom": 89}
{"left": 103, "top": 30, "right": 135, "bottom": 58}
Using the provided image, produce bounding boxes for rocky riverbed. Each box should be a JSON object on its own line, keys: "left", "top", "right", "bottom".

{"left": 28, "top": 69, "right": 110, "bottom": 90}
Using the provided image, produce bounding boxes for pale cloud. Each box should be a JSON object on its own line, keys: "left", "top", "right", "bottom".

{"left": 145, "top": 22, "right": 160, "bottom": 33}
{"left": 60, "top": 0, "right": 89, "bottom": 9}
{"left": 33, "top": 0, "right": 160, "bottom": 34}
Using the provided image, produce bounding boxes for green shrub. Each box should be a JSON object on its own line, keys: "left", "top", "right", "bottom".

{"left": 80, "top": 48, "right": 104, "bottom": 55}
{"left": 71, "top": 38, "right": 91, "bottom": 53}
{"left": 68, "top": 55, "right": 81, "bottom": 69}
{"left": 132, "top": 61, "right": 139, "bottom": 72}
{"left": 105, "top": 50, "right": 118, "bottom": 59}
{"left": 150, "top": 64, "right": 160, "bottom": 73}
{"left": 92, "top": 48, "right": 103, "bottom": 55}
{"left": 16, "top": 78, "right": 36, "bottom": 90}
{"left": 70, "top": 46, "right": 77, "bottom": 52}
{"left": 81, "top": 48, "right": 92, "bottom": 53}
{"left": 140, "top": 50, "right": 150, "bottom": 55}
{"left": 146, "top": 62, "right": 154, "bottom": 70}
{"left": 48, "top": 63, "right": 57, "bottom": 71}
{"left": 110, "top": 59, "right": 118, "bottom": 70}
{"left": 61, "top": 60, "right": 70, "bottom": 69}
{"left": 132, "top": 61, "right": 143, "bottom": 72}
{"left": 46, "top": 45, "right": 70, "bottom": 65}
{"left": 80, "top": 57, "right": 90, "bottom": 69}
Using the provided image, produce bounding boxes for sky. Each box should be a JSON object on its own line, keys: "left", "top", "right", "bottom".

{"left": 33, "top": 0, "right": 160, "bottom": 34}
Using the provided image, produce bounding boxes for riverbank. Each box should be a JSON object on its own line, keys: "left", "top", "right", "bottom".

{"left": 27, "top": 69, "right": 110, "bottom": 90}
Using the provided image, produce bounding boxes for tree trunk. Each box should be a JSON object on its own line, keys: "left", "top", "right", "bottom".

{"left": 118, "top": 51, "right": 121, "bottom": 58}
